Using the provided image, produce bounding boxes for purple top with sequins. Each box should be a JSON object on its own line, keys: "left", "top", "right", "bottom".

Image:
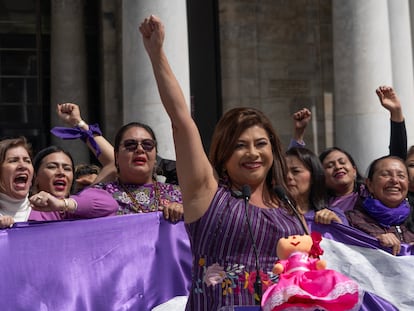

{"left": 185, "top": 186, "right": 304, "bottom": 311}
{"left": 70, "top": 181, "right": 182, "bottom": 218}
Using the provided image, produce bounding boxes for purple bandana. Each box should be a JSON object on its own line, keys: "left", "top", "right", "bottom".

{"left": 363, "top": 197, "right": 410, "bottom": 228}
{"left": 51, "top": 123, "right": 102, "bottom": 157}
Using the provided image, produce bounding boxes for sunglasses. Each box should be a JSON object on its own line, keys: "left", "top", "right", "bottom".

{"left": 121, "top": 139, "right": 156, "bottom": 152}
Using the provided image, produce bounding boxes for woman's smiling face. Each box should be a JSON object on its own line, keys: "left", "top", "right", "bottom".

{"left": 225, "top": 125, "right": 273, "bottom": 190}
{"left": 366, "top": 158, "right": 408, "bottom": 208}
{"left": 322, "top": 150, "right": 357, "bottom": 196}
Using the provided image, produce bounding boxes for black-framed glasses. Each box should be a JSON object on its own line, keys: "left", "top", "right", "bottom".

{"left": 122, "top": 139, "right": 156, "bottom": 152}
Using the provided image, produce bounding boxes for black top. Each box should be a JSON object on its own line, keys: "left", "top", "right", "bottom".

{"left": 390, "top": 120, "right": 407, "bottom": 160}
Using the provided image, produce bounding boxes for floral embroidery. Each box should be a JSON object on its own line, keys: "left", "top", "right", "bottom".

{"left": 199, "top": 258, "right": 274, "bottom": 296}
{"left": 245, "top": 270, "right": 272, "bottom": 294}
{"left": 135, "top": 191, "right": 151, "bottom": 205}
{"left": 198, "top": 257, "right": 205, "bottom": 267}
{"left": 204, "top": 263, "right": 226, "bottom": 286}
{"left": 93, "top": 180, "right": 182, "bottom": 214}
{"left": 118, "top": 192, "right": 131, "bottom": 204}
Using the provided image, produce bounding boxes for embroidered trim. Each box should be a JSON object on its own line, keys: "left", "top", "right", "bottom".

{"left": 196, "top": 258, "right": 277, "bottom": 296}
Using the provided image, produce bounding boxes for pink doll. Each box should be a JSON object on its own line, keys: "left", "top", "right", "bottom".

{"left": 261, "top": 232, "right": 363, "bottom": 311}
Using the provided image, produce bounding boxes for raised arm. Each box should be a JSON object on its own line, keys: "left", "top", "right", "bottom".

{"left": 375, "top": 85, "right": 407, "bottom": 159}
{"left": 288, "top": 108, "right": 311, "bottom": 150}
{"left": 55, "top": 103, "right": 117, "bottom": 183}
{"left": 139, "top": 15, "right": 217, "bottom": 223}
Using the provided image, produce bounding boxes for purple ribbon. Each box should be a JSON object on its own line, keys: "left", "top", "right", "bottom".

{"left": 51, "top": 123, "right": 102, "bottom": 157}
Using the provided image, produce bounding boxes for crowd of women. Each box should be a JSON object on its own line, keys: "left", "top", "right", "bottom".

{"left": 1, "top": 13, "right": 413, "bottom": 311}
{"left": 0, "top": 101, "right": 184, "bottom": 228}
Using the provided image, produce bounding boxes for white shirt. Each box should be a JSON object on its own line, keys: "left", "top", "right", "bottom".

{"left": 0, "top": 192, "right": 31, "bottom": 222}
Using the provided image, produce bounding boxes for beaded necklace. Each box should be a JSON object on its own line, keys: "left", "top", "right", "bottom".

{"left": 119, "top": 180, "right": 161, "bottom": 213}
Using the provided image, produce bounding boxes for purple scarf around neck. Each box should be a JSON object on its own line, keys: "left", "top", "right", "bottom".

{"left": 363, "top": 197, "right": 410, "bottom": 228}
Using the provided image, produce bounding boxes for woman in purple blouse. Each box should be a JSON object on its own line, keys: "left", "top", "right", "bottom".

{"left": 139, "top": 15, "right": 305, "bottom": 310}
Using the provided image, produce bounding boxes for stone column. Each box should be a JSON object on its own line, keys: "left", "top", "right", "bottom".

{"left": 50, "top": 0, "right": 89, "bottom": 164}
{"left": 332, "top": 0, "right": 393, "bottom": 173}
{"left": 100, "top": 1, "right": 123, "bottom": 143}
{"left": 388, "top": 0, "right": 414, "bottom": 148}
{"left": 122, "top": 0, "right": 190, "bottom": 160}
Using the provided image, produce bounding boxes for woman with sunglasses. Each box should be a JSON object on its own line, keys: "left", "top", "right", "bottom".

{"left": 31, "top": 103, "right": 183, "bottom": 223}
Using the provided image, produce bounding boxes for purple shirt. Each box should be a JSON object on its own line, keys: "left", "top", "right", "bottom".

{"left": 185, "top": 186, "right": 304, "bottom": 310}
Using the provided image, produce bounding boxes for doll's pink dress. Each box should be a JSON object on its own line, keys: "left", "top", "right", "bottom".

{"left": 261, "top": 251, "right": 363, "bottom": 311}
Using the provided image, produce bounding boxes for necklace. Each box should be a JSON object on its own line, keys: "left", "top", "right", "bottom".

{"left": 118, "top": 180, "right": 161, "bottom": 213}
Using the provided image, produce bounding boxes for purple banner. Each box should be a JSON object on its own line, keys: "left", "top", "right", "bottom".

{"left": 0, "top": 213, "right": 191, "bottom": 311}
{"left": 0, "top": 212, "right": 410, "bottom": 310}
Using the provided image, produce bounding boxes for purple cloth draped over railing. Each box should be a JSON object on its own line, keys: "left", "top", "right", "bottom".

{"left": 0, "top": 213, "right": 191, "bottom": 311}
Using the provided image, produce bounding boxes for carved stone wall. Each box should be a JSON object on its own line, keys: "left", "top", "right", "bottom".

{"left": 219, "top": 0, "right": 333, "bottom": 153}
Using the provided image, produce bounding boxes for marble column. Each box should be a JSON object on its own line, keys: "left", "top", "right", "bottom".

{"left": 50, "top": 0, "right": 89, "bottom": 164}
{"left": 332, "top": 0, "right": 393, "bottom": 173}
{"left": 388, "top": 0, "right": 414, "bottom": 148}
{"left": 122, "top": 0, "right": 190, "bottom": 160}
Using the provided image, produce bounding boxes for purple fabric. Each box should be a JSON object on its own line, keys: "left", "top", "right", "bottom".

{"left": 222, "top": 292, "right": 398, "bottom": 311}
{"left": 51, "top": 124, "right": 102, "bottom": 157}
{"left": 287, "top": 138, "right": 306, "bottom": 150}
{"left": 328, "top": 184, "right": 369, "bottom": 213}
{"left": 328, "top": 192, "right": 360, "bottom": 213}
{"left": 71, "top": 187, "right": 119, "bottom": 218}
{"left": 0, "top": 213, "right": 191, "bottom": 311}
{"left": 0, "top": 204, "right": 407, "bottom": 310}
{"left": 185, "top": 186, "right": 305, "bottom": 310}
{"left": 359, "top": 294, "right": 398, "bottom": 311}
{"left": 305, "top": 208, "right": 349, "bottom": 226}
{"left": 307, "top": 220, "right": 414, "bottom": 256}
{"left": 362, "top": 197, "right": 410, "bottom": 227}
{"left": 29, "top": 209, "right": 63, "bottom": 221}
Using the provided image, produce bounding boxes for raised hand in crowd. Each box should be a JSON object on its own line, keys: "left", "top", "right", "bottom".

{"left": 139, "top": 14, "right": 305, "bottom": 309}
{"left": 56, "top": 103, "right": 116, "bottom": 184}
{"left": 376, "top": 85, "right": 403, "bottom": 122}
{"left": 292, "top": 108, "right": 312, "bottom": 144}
{"left": 376, "top": 85, "right": 407, "bottom": 160}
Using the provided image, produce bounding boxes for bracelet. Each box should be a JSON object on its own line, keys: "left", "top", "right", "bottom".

{"left": 61, "top": 198, "right": 69, "bottom": 212}
{"left": 60, "top": 198, "right": 78, "bottom": 213}
{"left": 72, "top": 200, "right": 78, "bottom": 212}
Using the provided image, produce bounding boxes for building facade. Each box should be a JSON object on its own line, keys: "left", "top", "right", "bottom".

{"left": 1, "top": 0, "right": 413, "bottom": 173}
